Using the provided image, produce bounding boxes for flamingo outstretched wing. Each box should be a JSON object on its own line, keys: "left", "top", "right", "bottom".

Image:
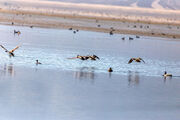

{"left": 0, "top": 45, "right": 9, "bottom": 52}
{"left": 10, "top": 46, "right": 20, "bottom": 52}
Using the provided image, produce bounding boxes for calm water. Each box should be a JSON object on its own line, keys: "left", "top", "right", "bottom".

{"left": 0, "top": 25, "right": 180, "bottom": 76}
{"left": 0, "top": 25, "right": 180, "bottom": 120}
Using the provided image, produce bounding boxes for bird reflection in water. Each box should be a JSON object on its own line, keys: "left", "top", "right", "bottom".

{"left": 74, "top": 67, "right": 96, "bottom": 84}
{"left": 0, "top": 63, "right": 15, "bottom": 77}
{"left": 128, "top": 71, "right": 140, "bottom": 86}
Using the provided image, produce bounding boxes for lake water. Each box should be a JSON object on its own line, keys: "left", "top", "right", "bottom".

{"left": 0, "top": 25, "right": 180, "bottom": 120}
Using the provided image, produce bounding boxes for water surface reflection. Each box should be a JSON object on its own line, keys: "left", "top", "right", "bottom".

{"left": 73, "top": 67, "right": 96, "bottom": 84}
{"left": 128, "top": 71, "right": 140, "bottom": 86}
{"left": 0, "top": 63, "right": 15, "bottom": 77}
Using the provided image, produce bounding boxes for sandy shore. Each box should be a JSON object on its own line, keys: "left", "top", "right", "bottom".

{"left": 0, "top": 0, "right": 180, "bottom": 38}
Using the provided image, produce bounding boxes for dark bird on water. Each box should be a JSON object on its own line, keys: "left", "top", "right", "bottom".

{"left": 128, "top": 58, "right": 145, "bottom": 64}
{"left": 36, "top": 60, "right": 42, "bottom": 65}
{"left": 108, "top": 67, "right": 113, "bottom": 72}
{"left": 122, "top": 37, "right": 125, "bottom": 40}
{"left": 0, "top": 45, "right": 20, "bottom": 57}
{"left": 109, "top": 31, "right": 113, "bottom": 35}
{"left": 129, "top": 37, "right": 133, "bottom": 40}
{"left": 163, "top": 71, "right": 172, "bottom": 77}
{"left": 14, "top": 30, "right": 21, "bottom": 35}
{"left": 136, "top": 35, "right": 140, "bottom": 38}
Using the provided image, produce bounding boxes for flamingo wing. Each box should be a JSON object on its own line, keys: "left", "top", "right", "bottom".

{"left": 0, "top": 45, "right": 9, "bottom": 52}
{"left": 10, "top": 46, "right": 20, "bottom": 52}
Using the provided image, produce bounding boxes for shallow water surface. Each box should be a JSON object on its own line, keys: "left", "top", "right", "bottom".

{"left": 0, "top": 25, "right": 180, "bottom": 120}
{"left": 0, "top": 25, "right": 180, "bottom": 76}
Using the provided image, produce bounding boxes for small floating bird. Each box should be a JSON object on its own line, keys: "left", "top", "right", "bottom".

{"left": 14, "top": 30, "right": 21, "bottom": 35}
{"left": 136, "top": 35, "right": 140, "bottom": 38}
{"left": 36, "top": 60, "right": 42, "bottom": 65}
{"left": 108, "top": 67, "right": 113, "bottom": 72}
{"left": 128, "top": 58, "right": 145, "bottom": 64}
{"left": 0, "top": 45, "right": 20, "bottom": 57}
{"left": 163, "top": 71, "right": 172, "bottom": 77}
{"left": 129, "top": 37, "right": 134, "bottom": 40}
{"left": 109, "top": 31, "right": 113, "bottom": 35}
{"left": 122, "top": 37, "right": 125, "bottom": 40}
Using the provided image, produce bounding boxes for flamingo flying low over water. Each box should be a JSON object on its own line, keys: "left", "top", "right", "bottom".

{"left": 0, "top": 45, "right": 20, "bottom": 57}
{"left": 128, "top": 57, "right": 145, "bottom": 64}
{"left": 68, "top": 55, "right": 100, "bottom": 61}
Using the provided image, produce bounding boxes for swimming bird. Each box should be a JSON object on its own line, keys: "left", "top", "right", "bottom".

{"left": 108, "top": 67, "right": 113, "bottom": 72}
{"left": 14, "top": 30, "right": 21, "bottom": 35}
{"left": 163, "top": 71, "right": 172, "bottom": 77}
{"left": 122, "top": 37, "right": 125, "bottom": 40}
{"left": 129, "top": 37, "right": 134, "bottom": 40}
{"left": 128, "top": 58, "right": 145, "bottom": 64}
{"left": 0, "top": 45, "right": 20, "bottom": 57}
{"left": 136, "top": 35, "right": 140, "bottom": 38}
{"left": 36, "top": 60, "right": 42, "bottom": 65}
{"left": 109, "top": 31, "right": 113, "bottom": 35}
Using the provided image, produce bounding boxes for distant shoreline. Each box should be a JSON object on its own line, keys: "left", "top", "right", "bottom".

{"left": 0, "top": 0, "right": 180, "bottom": 39}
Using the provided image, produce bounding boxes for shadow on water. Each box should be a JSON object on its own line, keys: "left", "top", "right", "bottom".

{"left": 73, "top": 67, "right": 96, "bottom": 84}
{"left": 0, "top": 63, "right": 15, "bottom": 77}
{"left": 128, "top": 71, "right": 140, "bottom": 86}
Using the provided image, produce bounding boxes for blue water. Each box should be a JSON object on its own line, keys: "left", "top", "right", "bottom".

{"left": 0, "top": 25, "right": 180, "bottom": 120}
{"left": 0, "top": 25, "right": 180, "bottom": 76}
